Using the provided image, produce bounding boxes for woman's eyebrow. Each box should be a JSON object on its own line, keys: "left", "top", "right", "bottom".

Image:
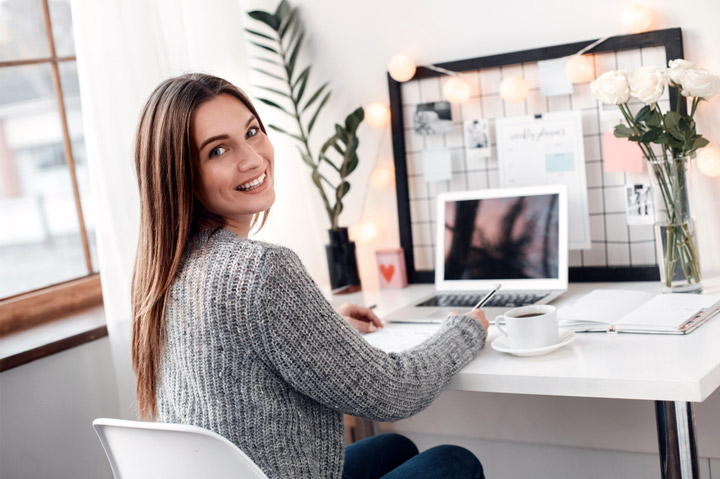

{"left": 198, "top": 116, "right": 257, "bottom": 151}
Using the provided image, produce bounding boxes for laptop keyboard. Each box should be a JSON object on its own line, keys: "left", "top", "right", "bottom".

{"left": 416, "top": 292, "right": 551, "bottom": 309}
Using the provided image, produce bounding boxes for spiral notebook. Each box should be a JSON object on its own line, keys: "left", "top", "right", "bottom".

{"left": 557, "top": 289, "right": 720, "bottom": 334}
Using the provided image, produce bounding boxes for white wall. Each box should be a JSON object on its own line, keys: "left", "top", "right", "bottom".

{"left": 0, "top": 338, "right": 120, "bottom": 479}
{"left": 248, "top": 0, "right": 720, "bottom": 287}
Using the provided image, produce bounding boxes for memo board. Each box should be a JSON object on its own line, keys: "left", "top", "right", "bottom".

{"left": 389, "top": 28, "right": 685, "bottom": 284}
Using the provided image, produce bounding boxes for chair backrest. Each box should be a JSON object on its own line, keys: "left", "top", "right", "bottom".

{"left": 93, "top": 418, "right": 269, "bottom": 479}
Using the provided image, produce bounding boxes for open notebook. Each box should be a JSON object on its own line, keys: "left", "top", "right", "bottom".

{"left": 558, "top": 289, "right": 720, "bottom": 334}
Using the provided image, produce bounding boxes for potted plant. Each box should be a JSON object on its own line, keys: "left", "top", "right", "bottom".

{"left": 246, "top": 0, "right": 365, "bottom": 292}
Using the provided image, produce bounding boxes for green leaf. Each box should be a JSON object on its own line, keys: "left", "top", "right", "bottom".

{"left": 335, "top": 124, "right": 349, "bottom": 144}
{"left": 287, "top": 31, "right": 305, "bottom": 79}
{"left": 335, "top": 201, "right": 343, "bottom": 215}
{"left": 311, "top": 170, "right": 322, "bottom": 189}
{"left": 613, "top": 124, "right": 634, "bottom": 138}
{"left": 256, "top": 97, "right": 290, "bottom": 114}
{"left": 646, "top": 111, "right": 662, "bottom": 128}
{"left": 254, "top": 85, "right": 291, "bottom": 99}
{"left": 279, "top": 7, "right": 298, "bottom": 38}
{"left": 691, "top": 137, "right": 709, "bottom": 151}
{"left": 664, "top": 111, "right": 681, "bottom": 130}
{"left": 251, "top": 67, "right": 285, "bottom": 82}
{"left": 346, "top": 135, "right": 359, "bottom": 155}
{"left": 652, "top": 133, "right": 671, "bottom": 146}
{"left": 628, "top": 135, "right": 642, "bottom": 142}
{"left": 293, "top": 66, "right": 311, "bottom": 102}
{"left": 250, "top": 41, "right": 279, "bottom": 55}
{"left": 244, "top": 28, "right": 275, "bottom": 41}
{"left": 320, "top": 134, "right": 339, "bottom": 156}
{"left": 247, "top": 10, "right": 280, "bottom": 31}
{"left": 678, "top": 117, "right": 691, "bottom": 133}
{"left": 303, "top": 82, "right": 329, "bottom": 112}
{"left": 332, "top": 141, "right": 345, "bottom": 156}
{"left": 344, "top": 153, "right": 359, "bottom": 176}
{"left": 635, "top": 105, "right": 652, "bottom": 123}
{"left": 308, "top": 91, "right": 331, "bottom": 134}
{"left": 336, "top": 181, "right": 350, "bottom": 200}
{"left": 252, "top": 56, "right": 283, "bottom": 67}
{"left": 641, "top": 129, "right": 663, "bottom": 143}
{"left": 344, "top": 107, "right": 364, "bottom": 132}
{"left": 267, "top": 124, "right": 303, "bottom": 142}
{"left": 320, "top": 155, "right": 341, "bottom": 173}
{"left": 274, "top": 0, "right": 289, "bottom": 18}
{"left": 296, "top": 145, "right": 315, "bottom": 168}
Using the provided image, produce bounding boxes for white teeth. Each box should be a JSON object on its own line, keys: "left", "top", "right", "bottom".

{"left": 236, "top": 172, "right": 266, "bottom": 191}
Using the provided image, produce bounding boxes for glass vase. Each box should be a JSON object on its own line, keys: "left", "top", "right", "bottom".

{"left": 648, "top": 154, "right": 702, "bottom": 293}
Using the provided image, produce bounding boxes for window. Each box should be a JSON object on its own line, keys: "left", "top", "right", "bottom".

{"left": 0, "top": 0, "right": 102, "bottom": 334}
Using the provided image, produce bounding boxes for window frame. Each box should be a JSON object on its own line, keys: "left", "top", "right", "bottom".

{"left": 0, "top": 0, "right": 101, "bottom": 336}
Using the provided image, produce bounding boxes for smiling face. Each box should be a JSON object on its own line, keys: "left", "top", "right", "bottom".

{"left": 192, "top": 93, "right": 275, "bottom": 237}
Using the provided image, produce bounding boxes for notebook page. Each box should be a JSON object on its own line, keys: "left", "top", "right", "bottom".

{"left": 558, "top": 289, "right": 654, "bottom": 326}
{"left": 616, "top": 294, "right": 720, "bottom": 329}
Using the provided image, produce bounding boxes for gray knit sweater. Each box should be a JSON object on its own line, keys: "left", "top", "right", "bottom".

{"left": 157, "top": 228, "right": 486, "bottom": 478}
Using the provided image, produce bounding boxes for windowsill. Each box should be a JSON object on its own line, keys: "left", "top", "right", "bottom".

{"left": 0, "top": 306, "right": 107, "bottom": 372}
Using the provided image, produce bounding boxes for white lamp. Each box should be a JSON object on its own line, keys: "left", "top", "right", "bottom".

{"left": 351, "top": 221, "right": 378, "bottom": 243}
{"left": 499, "top": 76, "right": 529, "bottom": 103}
{"left": 388, "top": 54, "right": 417, "bottom": 82}
{"left": 565, "top": 55, "right": 595, "bottom": 84}
{"left": 621, "top": 4, "right": 655, "bottom": 34}
{"left": 442, "top": 76, "right": 472, "bottom": 104}
{"left": 370, "top": 162, "right": 396, "bottom": 190}
{"left": 365, "top": 102, "right": 391, "bottom": 128}
{"left": 697, "top": 146, "right": 720, "bottom": 178}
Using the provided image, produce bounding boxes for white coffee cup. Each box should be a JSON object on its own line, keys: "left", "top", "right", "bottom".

{"left": 495, "top": 305, "right": 559, "bottom": 350}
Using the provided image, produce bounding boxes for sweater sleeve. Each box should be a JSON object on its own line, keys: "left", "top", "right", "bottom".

{"left": 245, "top": 246, "right": 486, "bottom": 422}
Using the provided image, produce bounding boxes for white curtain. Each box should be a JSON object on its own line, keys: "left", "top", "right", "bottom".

{"left": 70, "top": 0, "right": 327, "bottom": 418}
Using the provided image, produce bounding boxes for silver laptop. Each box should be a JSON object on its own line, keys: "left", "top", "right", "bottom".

{"left": 385, "top": 185, "right": 568, "bottom": 323}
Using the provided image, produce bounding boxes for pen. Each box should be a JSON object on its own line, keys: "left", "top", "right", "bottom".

{"left": 473, "top": 284, "right": 502, "bottom": 309}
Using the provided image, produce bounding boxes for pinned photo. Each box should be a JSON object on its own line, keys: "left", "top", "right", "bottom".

{"left": 625, "top": 184, "right": 655, "bottom": 225}
{"left": 413, "top": 101, "right": 453, "bottom": 136}
{"left": 464, "top": 119, "right": 491, "bottom": 158}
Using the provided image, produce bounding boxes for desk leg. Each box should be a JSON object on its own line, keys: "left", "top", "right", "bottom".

{"left": 655, "top": 401, "right": 699, "bottom": 479}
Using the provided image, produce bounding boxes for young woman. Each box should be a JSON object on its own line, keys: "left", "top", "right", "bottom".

{"left": 131, "top": 73, "right": 489, "bottom": 479}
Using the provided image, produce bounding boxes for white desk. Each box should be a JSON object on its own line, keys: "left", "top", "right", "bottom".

{"left": 335, "top": 277, "right": 720, "bottom": 479}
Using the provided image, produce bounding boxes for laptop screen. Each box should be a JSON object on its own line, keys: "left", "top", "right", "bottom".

{"left": 435, "top": 185, "right": 567, "bottom": 290}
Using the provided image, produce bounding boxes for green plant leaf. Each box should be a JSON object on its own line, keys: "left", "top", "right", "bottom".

{"left": 252, "top": 56, "right": 283, "bottom": 67}
{"left": 641, "top": 129, "right": 663, "bottom": 143}
{"left": 320, "top": 134, "right": 339, "bottom": 156}
{"left": 335, "top": 124, "right": 349, "bottom": 144}
{"left": 303, "top": 82, "right": 329, "bottom": 112}
{"left": 308, "top": 91, "right": 331, "bottom": 134}
{"left": 244, "top": 28, "right": 275, "bottom": 41}
{"left": 614, "top": 124, "right": 634, "bottom": 138}
{"left": 257, "top": 97, "right": 290, "bottom": 114}
{"left": 293, "top": 66, "right": 311, "bottom": 102}
{"left": 346, "top": 135, "right": 359, "bottom": 155}
{"left": 331, "top": 141, "right": 345, "bottom": 156}
{"left": 267, "top": 123, "right": 303, "bottom": 142}
{"left": 690, "top": 137, "right": 709, "bottom": 151}
{"left": 287, "top": 31, "right": 305, "bottom": 79}
{"left": 344, "top": 153, "right": 359, "bottom": 176}
{"left": 311, "top": 170, "right": 322, "bottom": 190}
{"left": 296, "top": 145, "right": 315, "bottom": 168}
{"left": 646, "top": 110, "right": 662, "bottom": 128}
{"left": 652, "top": 133, "right": 671, "bottom": 146}
{"left": 250, "top": 41, "right": 279, "bottom": 55}
{"left": 274, "top": 0, "right": 289, "bottom": 18}
{"left": 254, "top": 85, "right": 292, "bottom": 99}
{"left": 320, "top": 155, "right": 341, "bottom": 172}
{"left": 247, "top": 11, "right": 280, "bottom": 31}
{"left": 251, "top": 67, "right": 285, "bottom": 82}
{"left": 279, "top": 7, "right": 298, "bottom": 38}
{"left": 344, "top": 107, "right": 364, "bottom": 132}
{"left": 336, "top": 181, "right": 350, "bottom": 200}
{"left": 664, "top": 111, "right": 681, "bottom": 130}
{"left": 635, "top": 105, "right": 652, "bottom": 123}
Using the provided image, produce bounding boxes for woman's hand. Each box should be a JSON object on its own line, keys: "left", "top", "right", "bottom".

{"left": 450, "top": 309, "right": 489, "bottom": 333}
{"left": 336, "top": 303, "right": 384, "bottom": 334}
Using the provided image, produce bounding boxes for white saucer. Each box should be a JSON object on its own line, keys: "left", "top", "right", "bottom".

{"left": 491, "top": 328, "right": 575, "bottom": 357}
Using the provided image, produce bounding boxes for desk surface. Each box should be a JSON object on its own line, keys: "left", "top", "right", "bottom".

{"left": 332, "top": 277, "right": 720, "bottom": 403}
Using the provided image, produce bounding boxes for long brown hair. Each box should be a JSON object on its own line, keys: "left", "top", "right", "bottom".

{"left": 131, "top": 73, "right": 267, "bottom": 419}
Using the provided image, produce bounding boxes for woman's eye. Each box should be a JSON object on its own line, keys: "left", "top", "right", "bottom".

{"left": 209, "top": 146, "right": 227, "bottom": 158}
{"left": 246, "top": 126, "right": 260, "bottom": 139}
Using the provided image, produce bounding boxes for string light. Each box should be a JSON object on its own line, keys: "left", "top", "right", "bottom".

{"left": 697, "top": 146, "right": 720, "bottom": 177}
{"left": 621, "top": 4, "right": 655, "bottom": 34}
{"left": 370, "top": 162, "right": 395, "bottom": 190}
{"left": 499, "top": 76, "right": 529, "bottom": 103}
{"left": 365, "top": 102, "right": 391, "bottom": 128}
{"left": 565, "top": 55, "right": 596, "bottom": 84}
{"left": 388, "top": 54, "right": 417, "bottom": 82}
{"left": 442, "top": 76, "right": 472, "bottom": 104}
{"left": 351, "top": 221, "right": 378, "bottom": 243}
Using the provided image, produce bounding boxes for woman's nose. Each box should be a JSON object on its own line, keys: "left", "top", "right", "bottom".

{"left": 236, "top": 145, "right": 264, "bottom": 171}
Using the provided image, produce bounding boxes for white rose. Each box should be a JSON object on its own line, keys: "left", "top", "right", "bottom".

{"left": 590, "top": 70, "right": 631, "bottom": 105}
{"left": 680, "top": 68, "right": 720, "bottom": 99}
{"left": 665, "top": 59, "right": 694, "bottom": 86}
{"left": 630, "top": 66, "right": 666, "bottom": 104}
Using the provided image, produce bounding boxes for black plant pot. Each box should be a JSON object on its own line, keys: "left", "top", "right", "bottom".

{"left": 325, "top": 228, "right": 361, "bottom": 294}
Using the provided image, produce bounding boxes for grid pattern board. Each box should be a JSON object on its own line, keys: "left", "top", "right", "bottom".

{"left": 401, "top": 46, "right": 669, "bottom": 275}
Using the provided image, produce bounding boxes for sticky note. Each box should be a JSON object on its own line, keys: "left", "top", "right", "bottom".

{"left": 545, "top": 152, "right": 575, "bottom": 172}
{"left": 422, "top": 148, "right": 452, "bottom": 182}
{"left": 603, "top": 131, "right": 644, "bottom": 173}
{"left": 538, "top": 58, "right": 573, "bottom": 97}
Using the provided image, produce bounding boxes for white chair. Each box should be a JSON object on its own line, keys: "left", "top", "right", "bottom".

{"left": 92, "top": 418, "right": 269, "bottom": 479}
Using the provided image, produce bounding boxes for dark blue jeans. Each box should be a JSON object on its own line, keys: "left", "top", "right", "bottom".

{"left": 343, "top": 433, "right": 484, "bottom": 479}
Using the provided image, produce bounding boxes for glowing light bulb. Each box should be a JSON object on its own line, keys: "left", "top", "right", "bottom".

{"left": 442, "top": 76, "right": 472, "bottom": 104}
{"left": 388, "top": 54, "right": 417, "bottom": 82}
{"left": 365, "top": 102, "right": 391, "bottom": 128}
{"left": 565, "top": 55, "right": 596, "bottom": 84}
{"left": 621, "top": 4, "right": 655, "bottom": 34}
{"left": 697, "top": 146, "right": 720, "bottom": 177}
{"left": 499, "top": 76, "right": 529, "bottom": 103}
{"left": 351, "top": 221, "right": 378, "bottom": 244}
{"left": 370, "top": 162, "right": 396, "bottom": 190}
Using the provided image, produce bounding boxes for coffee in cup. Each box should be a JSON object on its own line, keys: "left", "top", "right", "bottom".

{"left": 495, "top": 305, "right": 559, "bottom": 349}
